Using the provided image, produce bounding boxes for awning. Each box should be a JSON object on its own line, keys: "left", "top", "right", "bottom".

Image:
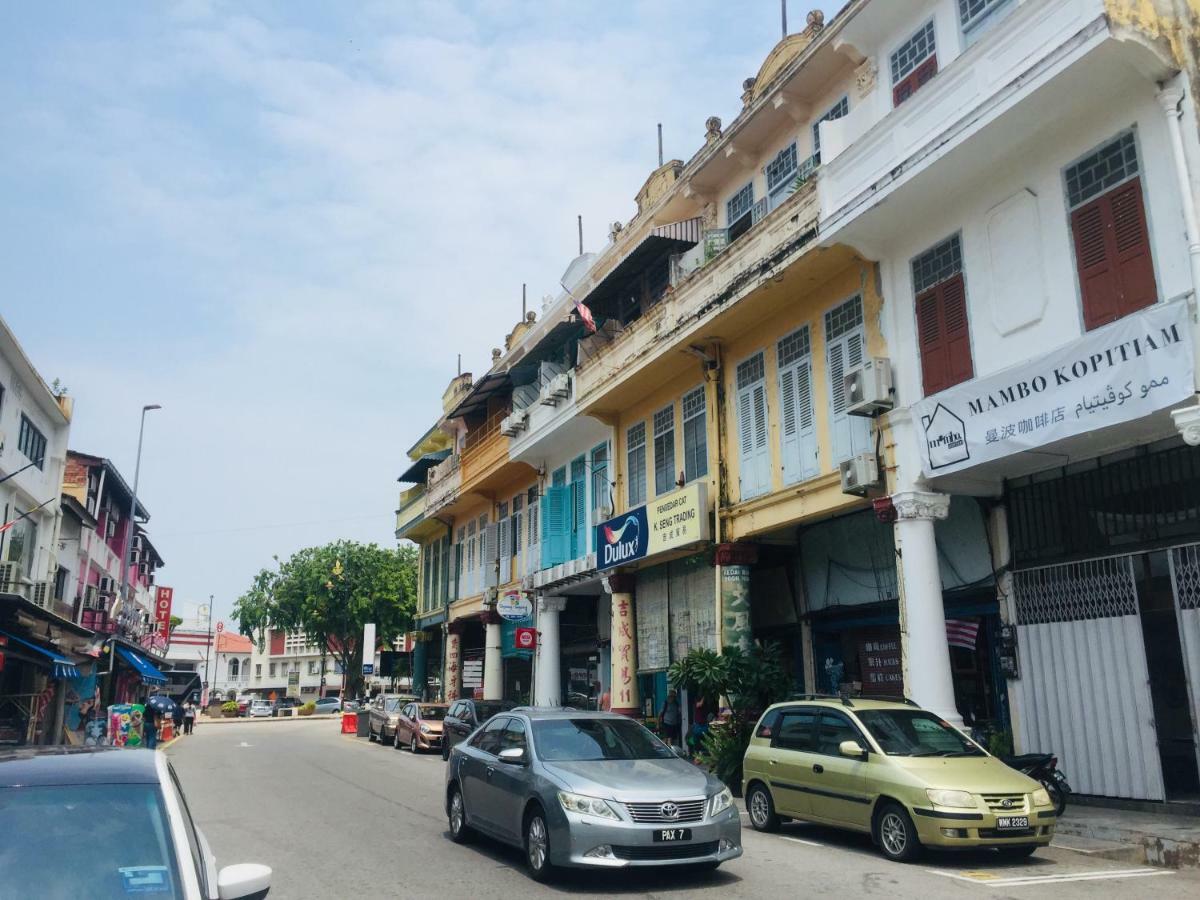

{"left": 397, "top": 450, "right": 451, "bottom": 484}
{"left": 115, "top": 646, "right": 167, "bottom": 685}
{"left": 583, "top": 217, "right": 703, "bottom": 318}
{"left": 0, "top": 630, "right": 80, "bottom": 679}
{"left": 445, "top": 370, "right": 511, "bottom": 420}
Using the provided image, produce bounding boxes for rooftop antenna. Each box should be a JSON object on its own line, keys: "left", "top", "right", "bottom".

{"left": 577, "top": 215, "right": 583, "bottom": 256}
{"left": 781, "top": 0, "right": 787, "bottom": 37}
{"left": 657, "top": 123, "right": 663, "bottom": 167}
{"left": 457, "top": 353, "right": 461, "bottom": 376}
{"left": 522, "top": 283, "right": 527, "bottom": 319}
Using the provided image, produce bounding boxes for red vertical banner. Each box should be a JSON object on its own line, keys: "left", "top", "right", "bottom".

{"left": 154, "top": 587, "right": 174, "bottom": 642}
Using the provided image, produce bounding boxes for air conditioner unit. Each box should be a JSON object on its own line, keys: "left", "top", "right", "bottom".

{"left": 539, "top": 372, "right": 570, "bottom": 405}
{"left": 31, "top": 582, "right": 50, "bottom": 609}
{"left": 84, "top": 585, "right": 99, "bottom": 609}
{"left": 845, "top": 357, "right": 894, "bottom": 417}
{"left": 132, "top": 535, "right": 144, "bottom": 552}
{"left": 499, "top": 411, "right": 528, "bottom": 437}
{"left": 98, "top": 575, "right": 115, "bottom": 594}
{"left": 839, "top": 453, "right": 881, "bottom": 496}
{"left": 0, "top": 562, "right": 17, "bottom": 591}
{"left": 105, "top": 519, "right": 117, "bottom": 538}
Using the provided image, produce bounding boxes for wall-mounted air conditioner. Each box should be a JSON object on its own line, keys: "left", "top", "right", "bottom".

{"left": 540, "top": 372, "right": 571, "bottom": 406}
{"left": 839, "top": 453, "right": 881, "bottom": 496}
{"left": 105, "top": 519, "right": 117, "bottom": 538}
{"left": 31, "top": 582, "right": 50, "bottom": 609}
{"left": 500, "top": 410, "right": 528, "bottom": 437}
{"left": 845, "top": 357, "right": 894, "bottom": 417}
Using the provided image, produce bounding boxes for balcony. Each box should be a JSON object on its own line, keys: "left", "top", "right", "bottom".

{"left": 394, "top": 484, "right": 427, "bottom": 539}
{"left": 509, "top": 367, "right": 609, "bottom": 469}
{"left": 425, "top": 453, "right": 461, "bottom": 516}
{"left": 576, "top": 174, "right": 821, "bottom": 414}
{"left": 460, "top": 408, "right": 511, "bottom": 492}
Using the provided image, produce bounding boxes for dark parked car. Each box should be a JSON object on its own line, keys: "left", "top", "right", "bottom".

{"left": 442, "top": 698, "right": 516, "bottom": 760}
{"left": 0, "top": 747, "right": 271, "bottom": 898}
{"left": 271, "top": 697, "right": 302, "bottom": 717}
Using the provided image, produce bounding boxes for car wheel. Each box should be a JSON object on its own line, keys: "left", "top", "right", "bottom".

{"left": 447, "top": 786, "right": 472, "bottom": 844}
{"left": 393, "top": 729, "right": 402, "bottom": 749}
{"left": 442, "top": 741, "right": 450, "bottom": 762}
{"left": 368, "top": 725, "right": 377, "bottom": 742}
{"left": 411, "top": 735, "right": 419, "bottom": 754}
{"left": 874, "top": 802, "right": 921, "bottom": 863}
{"left": 524, "top": 808, "right": 553, "bottom": 883}
{"left": 746, "top": 783, "right": 780, "bottom": 833}
{"left": 997, "top": 844, "right": 1039, "bottom": 860}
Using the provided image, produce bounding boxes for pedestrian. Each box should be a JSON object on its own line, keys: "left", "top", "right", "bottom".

{"left": 143, "top": 705, "right": 158, "bottom": 751}
{"left": 183, "top": 700, "right": 196, "bottom": 735}
{"left": 659, "top": 688, "right": 681, "bottom": 747}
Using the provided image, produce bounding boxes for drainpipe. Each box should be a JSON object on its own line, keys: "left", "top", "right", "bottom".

{"left": 1157, "top": 81, "right": 1200, "bottom": 304}
{"left": 709, "top": 346, "right": 726, "bottom": 651}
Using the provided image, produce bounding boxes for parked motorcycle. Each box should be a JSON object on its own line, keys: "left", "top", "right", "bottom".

{"left": 1000, "top": 752, "right": 1071, "bottom": 815}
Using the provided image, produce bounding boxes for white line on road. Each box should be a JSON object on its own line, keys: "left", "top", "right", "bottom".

{"left": 778, "top": 835, "right": 825, "bottom": 847}
{"left": 928, "top": 866, "right": 1173, "bottom": 887}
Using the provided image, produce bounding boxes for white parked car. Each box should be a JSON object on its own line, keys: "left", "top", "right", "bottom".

{"left": 248, "top": 701, "right": 273, "bottom": 718}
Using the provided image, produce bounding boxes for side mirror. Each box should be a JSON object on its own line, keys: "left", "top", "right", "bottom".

{"left": 498, "top": 747, "right": 527, "bottom": 765}
{"left": 839, "top": 740, "right": 868, "bottom": 761}
{"left": 217, "top": 863, "right": 271, "bottom": 900}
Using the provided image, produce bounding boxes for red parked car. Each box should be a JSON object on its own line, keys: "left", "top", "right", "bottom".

{"left": 393, "top": 702, "right": 448, "bottom": 753}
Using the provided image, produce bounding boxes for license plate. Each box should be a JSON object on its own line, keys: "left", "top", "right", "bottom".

{"left": 996, "top": 816, "right": 1029, "bottom": 830}
{"left": 653, "top": 828, "right": 692, "bottom": 842}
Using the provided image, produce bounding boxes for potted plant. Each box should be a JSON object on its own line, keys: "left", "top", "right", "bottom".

{"left": 298, "top": 701, "right": 316, "bottom": 717}
{"left": 220, "top": 700, "right": 239, "bottom": 718}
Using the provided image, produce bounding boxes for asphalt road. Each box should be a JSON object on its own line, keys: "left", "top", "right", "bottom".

{"left": 167, "top": 720, "right": 1196, "bottom": 898}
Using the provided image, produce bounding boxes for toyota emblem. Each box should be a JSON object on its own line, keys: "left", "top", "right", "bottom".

{"left": 1000, "top": 798, "right": 1014, "bottom": 809}
{"left": 659, "top": 802, "right": 680, "bottom": 820}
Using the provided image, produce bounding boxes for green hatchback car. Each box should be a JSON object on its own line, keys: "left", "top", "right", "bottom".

{"left": 742, "top": 697, "right": 1056, "bottom": 861}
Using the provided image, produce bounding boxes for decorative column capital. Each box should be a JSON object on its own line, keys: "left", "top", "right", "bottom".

{"left": 715, "top": 542, "right": 759, "bottom": 567}
{"left": 1157, "top": 85, "right": 1185, "bottom": 115}
{"left": 1173, "top": 402, "right": 1200, "bottom": 447}
{"left": 538, "top": 596, "right": 567, "bottom": 614}
{"left": 891, "top": 490, "right": 951, "bottom": 522}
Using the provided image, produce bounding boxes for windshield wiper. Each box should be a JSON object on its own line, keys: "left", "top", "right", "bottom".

{"left": 908, "top": 750, "right": 944, "bottom": 757}
{"left": 941, "top": 750, "right": 985, "bottom": 757}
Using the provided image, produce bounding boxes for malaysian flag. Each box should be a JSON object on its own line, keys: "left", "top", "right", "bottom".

{"left": 945, "top": 619, "right": 980, "bottom": 650}
{"left": 562, "top": 281, "right": 597, "bottom": 333}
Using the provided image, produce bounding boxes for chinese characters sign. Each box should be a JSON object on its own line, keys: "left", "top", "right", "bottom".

{"left": 914, "top": 300, "right": 1193, "bottom": 477}
{"left": 857, "top": 632, "right": 903, "bottom": 696}
{"left": 611, "top": 594, "right": 637, "bottom": 712}
{"left": 153, "top": 587, "right": 173, "bottom": 643}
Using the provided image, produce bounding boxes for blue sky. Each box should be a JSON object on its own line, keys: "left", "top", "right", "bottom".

{"left": 0, "top": 0, "right": 841, "bottom": 626}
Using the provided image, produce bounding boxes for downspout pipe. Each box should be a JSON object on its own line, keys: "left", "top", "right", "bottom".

{"left": 1157, "top": 81, "right": 1200, "bottom": 305}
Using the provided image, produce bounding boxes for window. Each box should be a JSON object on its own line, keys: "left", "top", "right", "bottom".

{"left": 913, "top": 234, "right": 973, "bottom": 395}
{"left": 470, "top": 716, "right": 510, "bottom": 756}
{"left": 255, "top": 664, "right": 261, "bottom": 677}
{"left": 777, "top": 326, "right": 818, "bottom": 483}
{"left": 627, "top": 422, "right": 647, "bottom": 507}
{"left": 590, "top": 443, "right": 609, "bottom": 552}
{"left": 499, "top": 717, "right": 528, "bottom": 754}
{"left": 812, "top": 96, "right": 848, "bottom": 163}
{"left": 569, "top": 456, "right": 587, "bottom": 559}
{"left": 512, "top": 493, "right": 524, "bottom": 556}
{"left": 735, "top": 353, "right": 770, "bottom": 499}
{"left": 890, "top": 20, "right": 937, "bottom": 106}
{"left": 308, "top": 660, "right": 317, "bottom": 675}
{"left": 681, "top": 387, "right": 707, "bottom": 483}
{"left": 229, "top": 658, "right": 239, "bottom": 679}
{"left": 497, "top": 500, "right": 511, "bottom": 581}
{"left": 652, "top": 405, "right": 676, "bottom": 496}
{"left": 815, "top": 712, "right": 864, "bottom": 756}
{"left": 773, "top": 708, "right": 818, "bottom": 752}
{"left": 466, "top": 520, "right": 477, "bottom": 594}
{"left": 1065, "top": 133, "right": 1157, "bottom": 330}
{"left": 17, "top": 415, "right": 46, "bottom": 469}
{"left": 825, "top": 296, "right": 872, "bottom": 462}
{"left": 726, "top": 181, "right": 755, "bottom": 242}
{"left": 959, "top": 0, "right": 1012, "bottom": 37}
{"left": 269, "top": 663, "right": 276, "bottom": 677}
{"left": 765, "top": 142, "right": 798, "bottom": 209}
{"left": 526, "top": 486, "right": 539, "bottom": 566}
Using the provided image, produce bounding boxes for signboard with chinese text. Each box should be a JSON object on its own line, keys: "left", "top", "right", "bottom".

{"left": 153, "top": 587, "right": 174, "bottom": 643}
{"left": 913, "top": 300, "right": 1193, "bottom": 477}
{"left": 611, "top": 593, "right": 637, "bottom": 712}
{"left": 857, "top": 630, "right": 903, "bottom": 697}
{"left": 596, "top": 482, "right": 710, "bottom": 571}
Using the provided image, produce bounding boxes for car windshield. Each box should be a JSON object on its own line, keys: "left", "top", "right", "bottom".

{"left": 0, "top": 783, "right": 184, "bottom": 899}
{"left": 417, "top": 706, "right": 446, "bottom": 720}
{"left": 384, "top": 699, "right": 402, "bottom": 712}
{"left": 532, "top": 718, "right": 674, "bottom": 761}
{"left": 855, "top": 709, "right": 985, "bottom": 757}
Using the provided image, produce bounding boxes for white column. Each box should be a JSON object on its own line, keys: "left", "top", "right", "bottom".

{"left": 892, "top": 490, "right": 961, "bottom": 727}
{"left": 483, "top": 618, "right": 503, "bottom": 701}
{"left": 535, "top": 596, "right": 566, "bottom": 707}
{"left": 1157, "top": 83, "right": 1200, "bottom": 307}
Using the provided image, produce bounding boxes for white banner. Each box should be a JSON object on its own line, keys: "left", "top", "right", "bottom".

{"left": 914, "top": 300, "right": 1194, "bottom": 477}
{"left": 361, "top": 623, "right": 376, "bottom": 671}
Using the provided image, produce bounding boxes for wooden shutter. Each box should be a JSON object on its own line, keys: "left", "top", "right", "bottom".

{"left": 893, "top": 55, "right": 937, "bottom": 106}
{"left": 779, "top": 360, "right": 818, "bottom": 484}
{"left": 541, "top": 486, "right": 569, "bottom": 568}
{"left": 483, "top": 524, "right": 499, "bottom": 588}
{"left": 829, "top": 329, "right": 872, "bottom": 462}
{"left": 1072, "top": 177, "right": 1157, "bottom": 331}
{"left": 737, "top": 380, "right": 770, "bottom": 499}
{"left": 917, "top": 272, "right": 974, "bottom": 395}
{"left": 498, "top": 519, "right": 511, "bottom": 584}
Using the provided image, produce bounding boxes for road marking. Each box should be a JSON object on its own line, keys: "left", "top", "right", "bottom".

{"left": 237, "top": 741, "right": 253, "bottom": 748}
{"left": 779, "top": 835, "right": 824, "bottom": 847}
{"left": 927, "top": 866, "right": 1173, "bottom": 887}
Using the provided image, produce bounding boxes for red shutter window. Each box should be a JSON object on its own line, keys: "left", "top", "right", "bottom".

{"left": 1066, "top": 134, "right": 1157, "bottom": 331}
{"left": 891, "top": 21, "right": 937, "bottom": 107}
{"left": 269, "top": 629, "right": 285, "bottom": 655}
{"left": 913, "top": 235, "right": 974, "bottom": 396}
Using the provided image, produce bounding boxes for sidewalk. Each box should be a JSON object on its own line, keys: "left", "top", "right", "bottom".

{"left": 1054, "top": 804, "right": 1200, "bottom": 869}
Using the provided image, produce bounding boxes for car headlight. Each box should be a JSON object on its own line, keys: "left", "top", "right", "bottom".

{"left": 557, "top": 791, "right": 619, "bottom": 821}
{"left": 1031, "top": 788, "right": 1051, "bottom": 807}
{"left": 926, "top": 789, "right": 976, "bottom": 809}
{"left": 420, "top": 723, "right": 431, "bottom": 734}
{"left": 708, "top": 787, "right": 734, "bottom": 818}
{"left": 387, "top": 716, "right": 398, "bottom": 725}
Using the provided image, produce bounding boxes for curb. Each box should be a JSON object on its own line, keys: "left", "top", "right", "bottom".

{"left": 197, "top": 713, "right": 342, "bottom": 725}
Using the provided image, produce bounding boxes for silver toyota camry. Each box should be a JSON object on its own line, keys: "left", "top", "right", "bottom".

{"left": 444, "top": 708, "right": 742, "bottom": 882}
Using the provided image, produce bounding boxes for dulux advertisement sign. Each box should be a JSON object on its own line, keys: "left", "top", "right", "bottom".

{"left": 597, "top": 506, "right": 650, "bottom": 570}
{"left": 596, "top": 482, "right": 710, "bottom": 571}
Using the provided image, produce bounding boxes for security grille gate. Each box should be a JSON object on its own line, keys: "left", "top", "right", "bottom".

{"left": 1170, "top": 543, "right": 1200, "bottom": 776}
{"left": 1012, "top": 555, "right": 1166, "bottom": 800}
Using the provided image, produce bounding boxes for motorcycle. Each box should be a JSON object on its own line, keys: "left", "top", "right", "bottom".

{"left": 1000, "top": 752, "right": 1071, "bottom": 815}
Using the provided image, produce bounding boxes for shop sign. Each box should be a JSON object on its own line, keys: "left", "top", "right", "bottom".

{"left": 515, "top": 627, "right": 536, "bottom": 650}
{"left": 287, "top": 672, "right": 300, "bottom": 698}
{"left": 914, "top": 299, "right": 1194, "bottom": 477}
{"left": 596, "top": 482, "right": 710, "bottom": 571}
{"left": 496, "top": 591, "right": 533, "bottom": 621}
{"left": 153, "top": 587, "right": 174, "bottom": 643}
{"left": 858, "top": 634, "right": 903, "bottom": 696}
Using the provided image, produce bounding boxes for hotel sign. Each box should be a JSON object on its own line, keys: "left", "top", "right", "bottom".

{"left": 914, "top": 300, "right": 1194, "bottom": 478}
{"left": 153, "top": 587, "right": 174, "bottom": 644}
{"left": 597, "top": 482, "right": 710, "bottom": 571}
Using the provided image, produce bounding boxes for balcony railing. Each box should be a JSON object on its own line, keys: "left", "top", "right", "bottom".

{"left": 425, "top": 453, "right": 461, "bottom": 514}
{"left": 461, "top": 409, "right": 510, "bottom": 488}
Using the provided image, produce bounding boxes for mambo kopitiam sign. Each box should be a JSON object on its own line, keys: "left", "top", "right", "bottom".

{"left": 596, "top": 482, "right": 710, "bottom": 571}
{"left": 915, "top": 299, "right": 1194, "bottom": 477}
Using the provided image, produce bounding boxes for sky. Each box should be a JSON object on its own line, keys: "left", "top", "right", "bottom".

{"left": 0, "top": 0, "right": 841, "bottom": 627}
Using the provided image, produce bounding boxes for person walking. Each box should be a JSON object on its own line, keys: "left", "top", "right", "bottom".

{"left": 183, "top": 701, "right": 196, "bottom": 735}
{"left": 659, "top": 689, "right": 681, "bottom": 747}
{"left": 143, "top": 705, "right": 158, "bottom": 750}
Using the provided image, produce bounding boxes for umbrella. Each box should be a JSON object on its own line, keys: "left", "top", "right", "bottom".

{"left": 145, "top": 694, "right": 181, "bottom": 720}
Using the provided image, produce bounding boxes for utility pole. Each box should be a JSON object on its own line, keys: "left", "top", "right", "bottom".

{"left": 117, "top": 405, "right": 160, "bottom": 631}
{"left": 202, "top": 597, "right": 213, "bottom": 706}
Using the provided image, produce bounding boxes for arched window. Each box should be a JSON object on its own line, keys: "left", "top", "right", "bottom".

{"left": 229, "top": 658, "right": 240, "bottom": 679}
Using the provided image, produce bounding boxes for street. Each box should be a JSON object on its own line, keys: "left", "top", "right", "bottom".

{"left": 168, "top": 720, "right": 1198, "bottom": 898}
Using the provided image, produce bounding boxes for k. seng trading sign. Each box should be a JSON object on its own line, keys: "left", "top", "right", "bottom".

{"left": 154, "top": 587, "right": 174, "bottom": 643}
{"left": 913, "top": 299, "right": 1194, "bottom": 478}
{"left": 596, "top": 482, "right": 710, "bottom": 571}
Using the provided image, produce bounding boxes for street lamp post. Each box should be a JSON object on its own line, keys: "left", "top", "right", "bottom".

{"left": 117, "top": 404, "right": 161, "bottom": 628}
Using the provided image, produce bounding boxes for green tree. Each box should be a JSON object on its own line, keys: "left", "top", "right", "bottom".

{"left": 232, "top": 540, "right": 416, "bottom": 698}
{"left": 168, "top": 615, "right": 183, "bottom": 633}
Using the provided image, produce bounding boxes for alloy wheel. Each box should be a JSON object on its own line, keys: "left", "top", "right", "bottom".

{"left": 749, "top": 790, "right": 770, "bottom": 828}
{"left": 411, "top": 735, "right": 419, "bottom": 754}
{"left": 450, "top": 792, "right": 464, "bottom": 836}
{"left": 527, "top": 816, "right": 548, "bottom": 872}
{"left": 880, "top": 812, "right": 907, "bottom": 857}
